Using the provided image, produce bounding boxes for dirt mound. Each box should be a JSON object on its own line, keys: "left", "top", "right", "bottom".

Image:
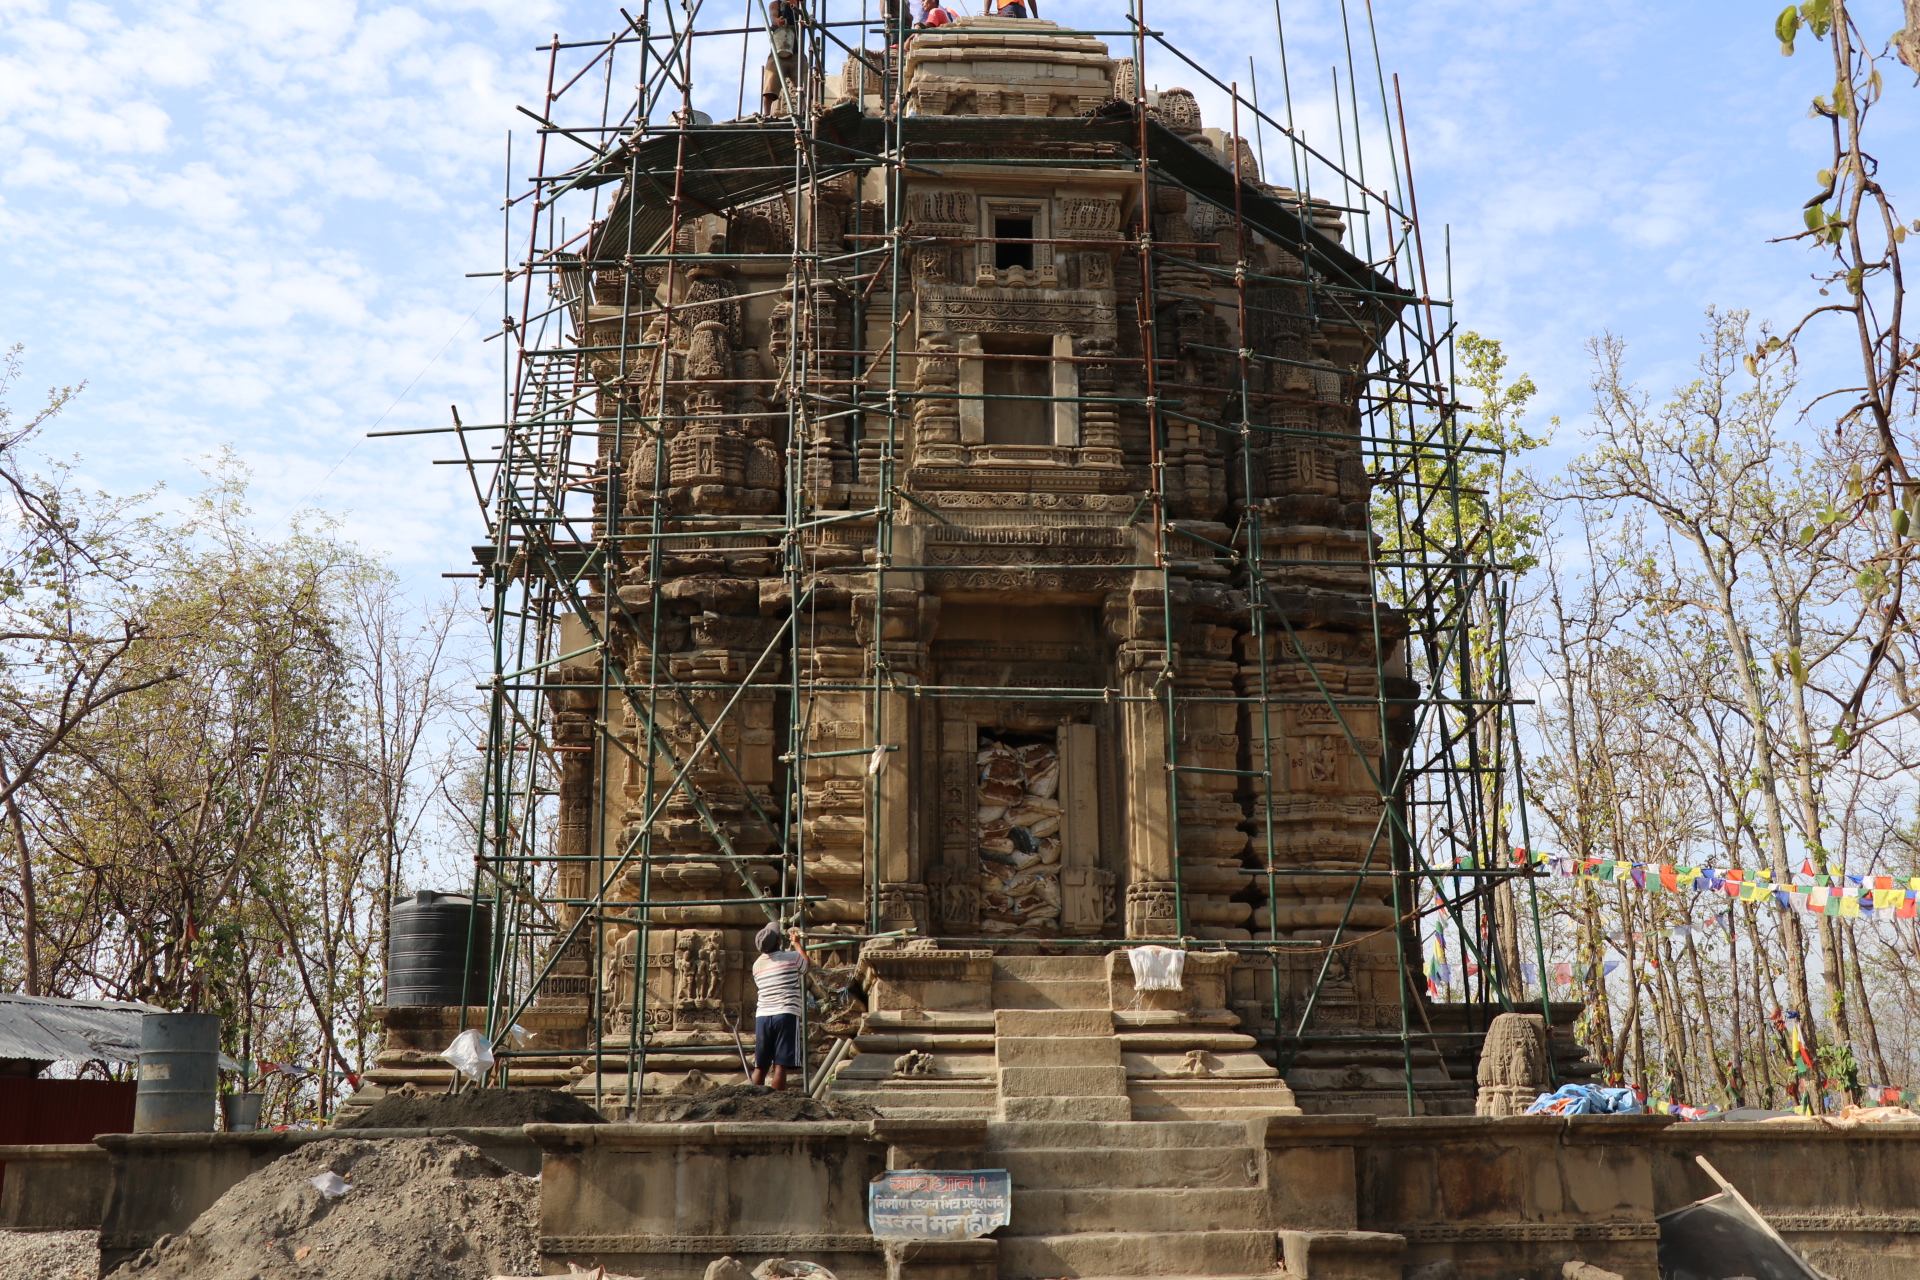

{"left": 0, "top": 1229, "right": 97, "bottom": 1279}
{"left": 347, "top": 1086, "right": 605, "bottom": 1130}
{"left": 118, "top": 1135, "right": 538, "bottom": 1280}
{"left": 647, "top": 1083, "right": 879, "bottom": 1123}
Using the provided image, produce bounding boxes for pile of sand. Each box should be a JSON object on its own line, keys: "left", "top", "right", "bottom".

{"left": 645, "top": 1083, "right": 878, "bottom": 1123}
{"left": 116, "top": 1136, "right": 538, "bottom": 1280}
{"left": 345, "top": 1086, "right": 605, "bottom": 1129}
{"left": 0, "top": 1229, "right": 97, "bottom": 1279}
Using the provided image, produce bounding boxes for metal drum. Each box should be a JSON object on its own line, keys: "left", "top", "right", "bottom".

{"left": 133, "top": 1012, "right": 220, "bottom": 1133}
{"left": 386, "top": 891, "right": 492, "bottom": 1007}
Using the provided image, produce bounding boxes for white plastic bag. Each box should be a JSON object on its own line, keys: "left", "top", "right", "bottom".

{"left": 309, "top": 1171, "right": 352, "bottom": 1199}
{"left": 442, "top": 1027, "right": 496, "bottom": 1081}
{"left": 1127, "top": 945, "right": 1185, "bottom": 992}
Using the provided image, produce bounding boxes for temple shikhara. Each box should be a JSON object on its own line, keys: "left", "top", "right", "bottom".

{"left": 363, "top": 13, "right": 1574, "bottom": 1117}
{"left": 454, "top": 16, "right": 1491, "bottom": 1124}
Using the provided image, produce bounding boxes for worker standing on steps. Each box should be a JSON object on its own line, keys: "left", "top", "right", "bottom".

{"left": 751, "top": 920, "right": 809, "bottom": 1090}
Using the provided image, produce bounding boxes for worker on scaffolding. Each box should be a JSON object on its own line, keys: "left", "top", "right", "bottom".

{"left": 993, "top": 0, "right": 1036, "bottom": 17}
{"left": 751, "top": 920, "right": 809, "bottom": 1090}
{"left": 761, "top": 0, "right": 806, "bottom": 117}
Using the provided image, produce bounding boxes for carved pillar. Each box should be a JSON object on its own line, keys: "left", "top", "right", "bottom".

{"left": 1117, "top": 624, "right": 1176, "bottom": 936}
{"left": 912, "top": 334, "right": 964, "bottom": 467}
{"left": 862, "top": 529, "right": 935, "bottom": 935}
{"left": 1076, "top": 335, "right": 1123, "bottom": 468}
{"left": 931, "top": 716, "right": 980, "bottom": 935}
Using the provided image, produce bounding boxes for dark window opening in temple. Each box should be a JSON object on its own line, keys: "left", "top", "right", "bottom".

{"left": 981, "top": 333, "right": 1052, "bottom": 445}
{"left": 994, "top": 217, "right": 1034, "bottom": 270}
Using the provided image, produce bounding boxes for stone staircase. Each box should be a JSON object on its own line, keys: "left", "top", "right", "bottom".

{"left": 783, "top": 942, "right": 1414, "bottom": 1278}
{"left": 983, "top": 1113, "right": 1403, "bottom": 1280}
{"left": 989, "top": 1118, "right": 1277, "bottom": 1279}
{"left": 992, "top": 953, "right": 1111, "bottom": 1013}
{"left": 831, "top": 950, "right": 1301, "bottom": 1122}
{"left": 995, "top": 953, "right": 1301, "bottom": 1123}
{"left": 995, "top": 1009, "right": 1132, "bottom": 1122}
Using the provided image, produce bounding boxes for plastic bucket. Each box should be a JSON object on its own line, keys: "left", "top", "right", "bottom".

{"left": 221, "top": 1091, "right": 265, "bottom": 1132}
{"left": 133, "top": 1012, "right": 221, "bottom": 1133}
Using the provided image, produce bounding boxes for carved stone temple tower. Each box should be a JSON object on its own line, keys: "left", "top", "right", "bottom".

{"left": 359, "top": 15, "right": 1568, "bottom": 1124}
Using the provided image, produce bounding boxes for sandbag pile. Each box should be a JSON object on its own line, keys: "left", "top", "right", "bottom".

{"left": 977, "top": 734, "right": 1063, "bottom": 933}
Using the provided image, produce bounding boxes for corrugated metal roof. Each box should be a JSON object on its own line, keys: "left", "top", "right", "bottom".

{"left": 0, "top": 992, "right": 163, "bottom": 1065}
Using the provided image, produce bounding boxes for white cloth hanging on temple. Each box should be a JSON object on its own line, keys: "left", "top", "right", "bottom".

{"left": 1127, "top": 945, "right": 1185, "bottom": 992}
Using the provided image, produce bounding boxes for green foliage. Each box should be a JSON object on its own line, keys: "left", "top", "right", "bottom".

{"left": 0, "top": 401, "right": 462, "bottom": 1123}
{"left": 1776, "top": 0, "right": 1833, "bottom": 54}
{"left": 1374, "top": 330, "right": 1551, "bottom": 584}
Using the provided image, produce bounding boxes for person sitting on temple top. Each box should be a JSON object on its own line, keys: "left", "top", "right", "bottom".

{"left": 995, "top": 0, "right": 1035, "bottom": 16}
{"left": 919, "top": 2, "right": 954, "bottom": 27}
{"left": 761, "top": 0, "right": 805, "bottom": 116}
{"left": 750, "top": 920, "right": 809, "bottom": 1091}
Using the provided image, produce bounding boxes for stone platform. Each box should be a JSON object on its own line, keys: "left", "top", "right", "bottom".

{"left": 45, "top": 1111, "right": 1920, "bottom": 1280}
{"left": 527, "top": 1112, "right": 1920, "bottom": 1280}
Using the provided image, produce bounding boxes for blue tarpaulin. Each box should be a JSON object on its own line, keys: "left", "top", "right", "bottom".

{"left": 1525, "top": 1084, "right": 1644, "bottom": 1116}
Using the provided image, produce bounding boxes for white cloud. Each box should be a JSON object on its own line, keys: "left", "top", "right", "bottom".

{"left": 3, "top": 0, "right": 1913, "bottom": 594}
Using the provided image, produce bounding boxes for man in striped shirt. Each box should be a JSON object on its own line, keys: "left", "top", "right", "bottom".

{"left": 751, "top": 922, "right": 809, "bottom": 1090}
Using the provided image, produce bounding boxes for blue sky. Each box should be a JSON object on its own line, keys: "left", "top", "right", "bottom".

{"left": 2, "top": 0, "right": 1912, "bottom": 594}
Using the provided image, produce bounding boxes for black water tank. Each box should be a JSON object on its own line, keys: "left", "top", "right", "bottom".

{"left": 386, "top": 891, "right": 492, "bottom": 1006}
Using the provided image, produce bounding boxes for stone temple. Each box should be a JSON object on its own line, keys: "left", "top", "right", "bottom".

{"left": 347, "top": 16, "right": 1920, "bottom": 1280}
{"left": 507, "top": 15, "right": 1489, "bottom": 1123}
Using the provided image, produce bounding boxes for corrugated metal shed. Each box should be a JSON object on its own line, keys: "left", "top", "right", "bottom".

{"left": 0, "top": 993, "right": 163, "bottom": 1066}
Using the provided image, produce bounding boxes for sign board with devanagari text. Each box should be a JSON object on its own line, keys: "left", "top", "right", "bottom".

{"left": 868, "top": 1169, "right": 1012, "bottom": 1241}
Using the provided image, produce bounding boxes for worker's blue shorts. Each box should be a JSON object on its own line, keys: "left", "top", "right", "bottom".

{"left": 755, "top": 1013, "right": 800, "bottom": 1069}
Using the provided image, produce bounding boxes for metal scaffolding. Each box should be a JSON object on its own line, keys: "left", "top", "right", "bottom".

{"left": 383, "top": 0, "right": 1556, "bottom": 1115}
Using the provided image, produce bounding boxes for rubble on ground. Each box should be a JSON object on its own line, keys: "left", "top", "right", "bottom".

{"left": 0, "top": 1228, "right": 97, "bottom": 1279}
{"left": 118, "top": 1135, "right": 538, "bottom": 1280}
{"left": 639, "top": 1082, "right": 878, "bottom": 1122}
{"left": 343, "top": 1084, "right": 605, "bottom": 1129}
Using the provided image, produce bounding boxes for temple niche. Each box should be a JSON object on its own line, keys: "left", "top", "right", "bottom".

{"left": 549, "top": 15, "right": 1456, "bottom": 1118}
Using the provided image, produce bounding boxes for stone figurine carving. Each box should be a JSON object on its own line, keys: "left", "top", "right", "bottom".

{"left": 1475, "top": 1012, "right": 1550, "bottom": 1117}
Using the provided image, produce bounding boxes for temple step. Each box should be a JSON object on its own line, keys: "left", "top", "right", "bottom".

{"left": 985, "top": 1119, "right": 1253, "bottom": 1149}
{"left": 1011, "top": 1186, "right": 1272, "bottom": 1235}
{"left": 1129, "top": 1079, "right": 1304, "bottom": 1122}
{"left": 991, "top": 1141, "right": 1261, "bottom": 1190}
{"left": 997, "top": 1228, "right": 1278, "bottom": 1278}
{"left": 991, "top": 955, "right": 1111, "bottom": 1011}
{"left": 994, "top": 1009, "right": 1132, "bottom": 1121}
{"left": 992, "top": 977, "right": 1111, "bottom": 1009}
{"left": 993, "top": 954, "right": 1109, "bottom": 981}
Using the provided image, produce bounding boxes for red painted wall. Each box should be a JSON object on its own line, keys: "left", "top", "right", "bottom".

{"left": 0, "top": 1078, "right": 137, "bottom": 1145}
